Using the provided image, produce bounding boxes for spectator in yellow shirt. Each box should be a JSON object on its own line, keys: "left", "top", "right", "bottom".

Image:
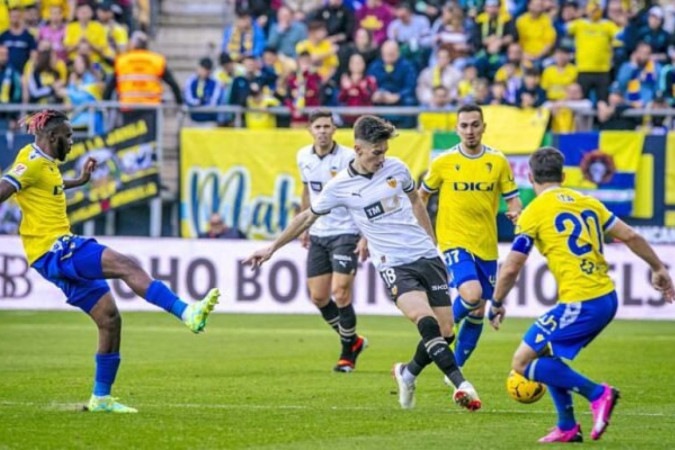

{"left": 96, "top": 1, "right": 128, "bottom": 55}
{"left": 566, "top": 1, "right": 620, "bottom": 101}
{"left": 516, "top": 0, "right": 556, "bottom": 62}
{"left": 295, "top": 21, "right": 338, "bottom": 82}
{"left": 541, "top": 46, "right": 577, "bottom": 101}
{"left": 41, "top": 0, "right": 74, "bottom": 22}
{"left": 64, "top": 2, "right": 110, "bottom": 63}
{"left": 245, "top": 82, "right": 281, "bottom": 129}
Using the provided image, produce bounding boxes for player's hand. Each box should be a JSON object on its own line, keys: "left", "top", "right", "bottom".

{"left": 354, "top": 237, "right": 369, "bottom": 262}
{"left": 487, "top": 300, "right": 506, "bottom": 330}
{"left": 243, "top": 246, "right": 274, "bottom": 270}
{"left": 300, "top": 231, "right": 310, "bottom": 249}
{"left": 505, "top": 209, "right": 521, "bottom": 224}
{"left": 80, "top": 157, "right": 98, "bottom": 184}
{"left": 651, "top": 266, "right": 675, "bottom": 303}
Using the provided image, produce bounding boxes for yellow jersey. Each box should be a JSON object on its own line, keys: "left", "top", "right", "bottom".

{"left": 567, "top": 19, "right": 620, "bottom": 73}
{"left": 541, "top": 64, "right": 577, "bottom": 101}
{"left": 64, "top": 21, "right": 110, "bottom": 62}
{"left": 295, "top": 39, "right": 338, "bottom": 81}
{"left": 516, "top": 13, "right": 556, "bottom": 58}
{"left": 422, "top": 144, "right": 519, "bottom": 260}
{"left": 515, "top": 187, "right": 616, "bottom": 303}
{"left": 2, "top": 144, "right": 71, "bottom": 264}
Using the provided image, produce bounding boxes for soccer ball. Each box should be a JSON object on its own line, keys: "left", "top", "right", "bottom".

{"left": 506, "top": 370, "right": 546, "bottom": 404}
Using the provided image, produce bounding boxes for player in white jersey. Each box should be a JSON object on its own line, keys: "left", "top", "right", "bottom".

{"left": 297, "top": 110, "right": 367, "bottom": 373}
{"left": 245, "top": 115, "right": 481, "bottom": 411}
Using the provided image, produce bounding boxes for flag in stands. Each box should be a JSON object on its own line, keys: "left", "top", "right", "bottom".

{"left": 556, "top": 131, "right": 645, "bottom": 217}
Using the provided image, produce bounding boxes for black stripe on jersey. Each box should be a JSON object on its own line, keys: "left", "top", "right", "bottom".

{"left": 420, "top": 181, "right": 438, "bottom": 193}
{"left": 502, "top": 189, "right": 519, "bottom": 199}
{"left": 2, "top": 175, "right": 21, "bottom": 191}
{"left": 403, "top": 181, "right": 415, "bottom": 193}
{"left": 310, "top": 206, "right": 330, "bottom": 216}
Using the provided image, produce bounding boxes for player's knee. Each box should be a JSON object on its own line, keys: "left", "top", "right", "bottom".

{"left": 331, "top": 285, "right": 350, "bottom": 307}
{"left": 459, "top": 283, "right": 482, "bottom": 304}
{"left": 416, "top": 315, "right": 442, "bottom": 340}
{"left": 511, "top": 354, "right": 529, "bottom": 375}
{"left": 98, "top": 308, "right": 121, "bottom": 334}
{"left": 309, "top": 295, "right": 330, "bottom": 308}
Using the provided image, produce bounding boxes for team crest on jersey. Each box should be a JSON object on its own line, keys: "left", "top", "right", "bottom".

{"left": 330, "top": 167, "right": 338, "bottom": 177}
{"left": 11, "top": 164, "right": 27, "bottom": 176}
{"left": 486, "top": 162, "right": 493, "bottom": 173}
{"left": 29, "top": 151, "right": 39, "bottom": 160}
{"left": 455, "top": 164, "right": 460, "bottom": 171}
{"left": 310, "top": 181, "right": 323, "bottom": 192}
{"left": 386, "top": 176, "right": 397, "bottom": 188}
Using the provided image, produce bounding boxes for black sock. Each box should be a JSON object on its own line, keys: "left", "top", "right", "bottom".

{"left": 407, "top": 339, "right": 432, "bottom": 376}
{"left": 319, "top": 300, "right": 340, "bottom": 333}
{"left": 417, "top": 316, "right": 465, "bottom": 387}
{"left": 338, "top": 304, "right": 357, "bottom": 354}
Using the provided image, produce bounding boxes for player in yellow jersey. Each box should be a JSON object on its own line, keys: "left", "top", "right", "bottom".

{"left": 419, "top": 104, "right": 522, "bottom": 368}
{"left": 489, "top": 147, "right": 674, "bottom": 443}
{"left": 0, "top": 110, "right": 220, "bottom": 413}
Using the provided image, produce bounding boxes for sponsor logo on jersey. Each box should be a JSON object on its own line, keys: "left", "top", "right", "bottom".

{"left": 453, "top": 182, "right": 495, "bottom": 192}
{"left": 364, "top": 195, "right": 401, "bottom": 220}
{"left": 310, "top": 181, "right": 323, "bottom": 192}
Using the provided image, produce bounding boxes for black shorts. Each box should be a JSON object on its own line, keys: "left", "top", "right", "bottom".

{"left": 379, "top": 257, "right": 451, "bottom": 307}
{"left": 306, "top": 233, "right": 359, "bottom": 278}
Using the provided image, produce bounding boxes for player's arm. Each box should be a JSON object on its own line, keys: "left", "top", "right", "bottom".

{"left": 505, "top": 196, "right": 523, "bottom": 224}
{"left": 298, "top": 183, "right": 311, "bottom": 248}
{"left": 490, "top": 233, "right": 534, "bottom": 330}
{"left": 0, "top": 179, "right": 17, "bottom": 204}
{"left": 408, "top": 189, "right": 437, "bottom": 244}
{"left": 63, "top": 157, "right": 97, "bottom": 190}
{"left": 418, "top": 157, "right": 443, "bottom": 206}
{"left": 607, "top": 220, "right": 674, "bottom": 302}
{"left": 244, "top": 209, "right": 320, "bottom": 269}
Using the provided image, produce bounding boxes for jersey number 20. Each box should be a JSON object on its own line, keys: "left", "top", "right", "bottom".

{"left": 554, "top": 210, "right": 604, "bottom": 256}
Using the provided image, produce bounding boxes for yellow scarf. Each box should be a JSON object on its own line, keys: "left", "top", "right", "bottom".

{"left": 227, "top": 27, "right": 253, "bottom": 60}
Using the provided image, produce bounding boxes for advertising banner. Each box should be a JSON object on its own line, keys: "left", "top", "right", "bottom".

{"left": 64, "top": 115, "right": 160, "bottom": 224}
{"left": 1, "top": 237, "right": 672, "bottom": 320}
{"left": 180, "top": 129, "right": 432, "bottom": 239}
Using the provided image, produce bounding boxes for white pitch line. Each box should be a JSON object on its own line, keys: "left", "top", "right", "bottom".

{"left": 0, "top": 401, "right": 667, "bottom": 417}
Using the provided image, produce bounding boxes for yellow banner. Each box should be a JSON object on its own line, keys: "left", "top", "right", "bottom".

{"left": 180, "top": 129, "right": 432, "bottom": 238}
{"left": 421, "top": 106, "right": 549, "bottom": 154}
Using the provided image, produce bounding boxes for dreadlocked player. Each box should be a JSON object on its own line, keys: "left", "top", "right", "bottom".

{"left": 0, "top": 110, "right": 220, "bottom": 413}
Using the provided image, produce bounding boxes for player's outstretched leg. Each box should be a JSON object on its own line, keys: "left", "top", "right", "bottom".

{"left": 99, "top": 248, "right": 220, "bottom": 333}
{"left": 418, "top": 315, "right": 481, "bottom": 411}
{"left": 84, "top": 293, "right": 137, "bottom": 413}
{"left": 522, "top": 356, "right": 619, "bottom": 441}
{"left": 331, "top": 274, "right": 366, "bottom": 373}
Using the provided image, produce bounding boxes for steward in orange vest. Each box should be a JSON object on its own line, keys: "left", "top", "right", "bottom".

{"left": 103, "top": 31, "right": 182, "bottom": 107}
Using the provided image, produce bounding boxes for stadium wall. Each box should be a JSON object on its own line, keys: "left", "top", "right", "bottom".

{"left": 1, "top": 236, "right": 672, "bottom": 320}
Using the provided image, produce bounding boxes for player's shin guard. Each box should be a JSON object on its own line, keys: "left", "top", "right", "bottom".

{"left": 526, "top": 357, "right": 603, "bottom": 400}
{"left": 338, "top": 304, "right": 357, "bottom": 353}
{"left": 318, "top": 300, "right": 340, "bottom": 333}
{"left": 455, "top": 316, "right": 484, "bottom": 367}
{"left": 417, "top": 316, "right": 465, "bottom": 388}
{"left": 145, "top": 280, "right": 187, "bottom": 319}
{"left": 452, "top": 295, "right": 480, "bottom": 323}
{"left": 93, "top": 352, "right": 121, "bottom": 397}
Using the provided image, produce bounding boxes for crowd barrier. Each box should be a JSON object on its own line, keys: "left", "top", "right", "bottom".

{"left": 0, "top": 236, "right": 672, "bottom": 320}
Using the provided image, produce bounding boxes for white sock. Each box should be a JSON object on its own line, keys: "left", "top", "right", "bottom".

{"left": 402, "top": 366, "right": 416, "bottom": 384}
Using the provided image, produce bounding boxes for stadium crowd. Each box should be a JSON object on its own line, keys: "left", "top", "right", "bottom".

{"left": 179, "top": 0, "right": 675, "bottom": 131}
{"left": 0, "top": 0, "right": 148, "bottom": 132}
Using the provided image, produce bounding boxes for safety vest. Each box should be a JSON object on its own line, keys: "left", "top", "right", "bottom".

{"left": 115, "top": 50, "right": 165, "bottom": 105}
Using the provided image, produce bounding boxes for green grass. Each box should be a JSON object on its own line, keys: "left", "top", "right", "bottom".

{"left": 1, "top": 312, "right": 674, "bottom": 449}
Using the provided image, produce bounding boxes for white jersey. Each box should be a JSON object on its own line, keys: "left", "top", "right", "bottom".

{"left": 297, "top": 143, "right": 359, "bottom": 237}
{"left": 311, "top": 157, "right": 440, "bottom": 270}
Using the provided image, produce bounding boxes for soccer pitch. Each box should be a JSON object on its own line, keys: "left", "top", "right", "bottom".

{"left": 1, "top": 312, "right": 674, "bottom": 449}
